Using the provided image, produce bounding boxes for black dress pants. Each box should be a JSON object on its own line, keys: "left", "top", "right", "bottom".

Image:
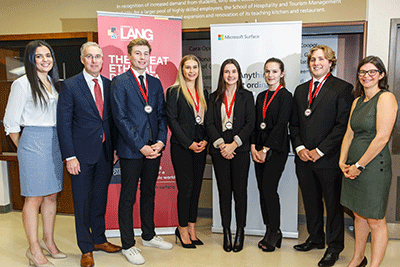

{"left": 211, "top": 151, "right": 250, "bottom": 228}
{"left": 171, "top": 143, "right": 207, "bottom": 227}
{"left": 118, "top": 156, "right": 160, "bottom": 249}
{"left": 254, "top": 149, "right": 288, "bottom": 232}
{"left": 296, "top": 165, "right": 344, "bottom": 254}
{"left": 70, "top": 146, "right": 112, "bottom": 254}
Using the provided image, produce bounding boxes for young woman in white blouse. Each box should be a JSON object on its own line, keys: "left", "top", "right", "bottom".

{"left": 3, "top": 40, "right": 66, "bottom": 267}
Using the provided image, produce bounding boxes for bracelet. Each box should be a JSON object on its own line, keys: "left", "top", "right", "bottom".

{"left": 355, "top": 162, "right": 365, "bottom": 171}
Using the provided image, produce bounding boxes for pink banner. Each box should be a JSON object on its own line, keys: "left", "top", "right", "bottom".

{"left": 97, "top": 11, "right": 181, "bottom": 230}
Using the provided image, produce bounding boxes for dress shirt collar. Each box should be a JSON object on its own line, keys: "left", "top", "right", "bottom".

{"left": 131, "top": 67, "right": 147, "bottom": 83}
{"left": 83, "top": 69, "right": 103, "bottom": 87}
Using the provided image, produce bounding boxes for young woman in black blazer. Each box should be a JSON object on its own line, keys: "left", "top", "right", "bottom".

{"left": 251, "top": 58, "right": 292, "bottom": 252}
{"left": 166, "top": 55, "right": 208, "bottom": 249}
{"left": 205, "top": 58, "right": 255, "bottom": 252}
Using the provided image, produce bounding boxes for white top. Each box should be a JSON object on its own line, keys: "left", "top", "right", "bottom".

{"left": 82, "top": 69, "right": 104, "bottom": 101}
{"left": 3, "top": 75, "right": 58, "bottom": 135}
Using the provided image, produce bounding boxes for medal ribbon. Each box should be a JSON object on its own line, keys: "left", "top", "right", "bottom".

{"left": 224, "top": 90, "right": 237, "bottom": 119}
{"left": 130, "top": 68, "right": 149, "bottom": 103}
{"left": 308, "top": 72, "right": 330, "bottom": 106}
{"left": 262, "top": 84, "right": 282, "bottom": 120}
{"left": 187, "top": 88, "right": 200, "bottom": 113}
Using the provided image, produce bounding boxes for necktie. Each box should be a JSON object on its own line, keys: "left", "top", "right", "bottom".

{"left": 138, "top": 75, "right": 147, "bottom": 95}
{"left": 93, "top": 79, "right": 105, "bottom": 142}
{"left": 313, "top": 81, "right": 320, "bottom": 96}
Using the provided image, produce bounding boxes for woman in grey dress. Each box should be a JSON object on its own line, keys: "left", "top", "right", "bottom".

{"left": 3, "top": 40, "right": 66, "bottom": 266}
{"left": 339, "top": 56, "right": 397, "bottom": 267}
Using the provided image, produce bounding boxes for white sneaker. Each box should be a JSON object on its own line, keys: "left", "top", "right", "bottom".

{"left": 142, "top": 236, "right": 173, "bottom": 250}
{"left": 122, "top": 247, "right": 145, "bottom": 265}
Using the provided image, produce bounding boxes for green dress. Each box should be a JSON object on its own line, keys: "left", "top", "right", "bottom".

{"left": 340, "top": 91, "right": 392, "bottom": 219}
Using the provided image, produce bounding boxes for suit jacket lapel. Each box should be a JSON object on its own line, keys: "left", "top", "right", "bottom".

{"left": 311, "top": 75, "right": 333, "bottom": 110}
{"left": 78, "top": 73, "right": 102, "bottom": 119}
{"left": 127, "top": 70, "right": 146, "bottom": 106}
{"left": 101, "top": 75, "right": 109, "bottom": 119}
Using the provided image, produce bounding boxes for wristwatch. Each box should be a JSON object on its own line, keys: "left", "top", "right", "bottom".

{"left": 262, "top": 148, "right": 268, "bottom": 154}
{"left": 355, "top": 162, "right": 365, "bottom": 171}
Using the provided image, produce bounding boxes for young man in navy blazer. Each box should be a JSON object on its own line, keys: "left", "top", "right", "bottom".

{"left": 290, "top": 45, "right": 354, "bottom": 267}
{"left": 111, "top": 38, "right": 171, "bottom": 265}
{"left": 57, "top": 42, "right": 121, "bottom": 267}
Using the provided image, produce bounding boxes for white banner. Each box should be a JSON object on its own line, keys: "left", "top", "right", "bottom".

{"left": 210, "top": 21, "right": 302, "bottom": 238}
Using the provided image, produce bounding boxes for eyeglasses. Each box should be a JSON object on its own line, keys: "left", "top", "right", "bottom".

{"left": 83, "top": 54, "right": 102, "bottom": 60}
{"left": 358, "top": 69, "right": 382, "bottom": 77}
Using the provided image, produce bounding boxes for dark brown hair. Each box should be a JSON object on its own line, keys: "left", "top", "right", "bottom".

{"left": 24, "top": 40, "right": 60, "bottom": 106}
{"left": 354, "top": 56, "right": 388, "bottom": 97}
{"left": 264, "top": 57, "right": 286, "bottom": 88}
{"left": 215, "top": 58, "right": 243, "bottom": 103}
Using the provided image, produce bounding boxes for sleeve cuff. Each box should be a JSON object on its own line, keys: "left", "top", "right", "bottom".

{"left": 234, "top": 135, "right": 243, "bottom": 147}
{"left": 156, "top": 140, "right": 165, "bottom": 147}
{"left": 213, "top": 138, "right": 225, "bottom": 149}
{"left": 66, "top": 156, "right": 77, "bottom": 161}
{"left": 316, "top": 147, "right": 324, "bottom": 157}
{"left": 295, "top": 145, "right": 306, "bottom": 155}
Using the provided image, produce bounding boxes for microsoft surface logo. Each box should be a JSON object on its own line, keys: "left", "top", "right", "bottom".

{"left": 218, "top": 34, "right": 224, "bottom": 40}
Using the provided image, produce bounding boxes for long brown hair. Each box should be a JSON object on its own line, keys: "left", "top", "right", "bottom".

{"left": 354, "top": 56, "right": 388, "bottom": 98}
{"left": 24, "top": 40, "right": 60, "bottom": 106}
{"left": 173, "top": 54, "right": 207, "bottom": 110}
{"left": 215, "top": 58, "right": 243, "bottom": 103}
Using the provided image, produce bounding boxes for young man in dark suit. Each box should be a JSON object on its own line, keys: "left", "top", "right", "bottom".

{"left": 111, "top": 38, "right": 171, "bottom": 265}
{"left": 290, "top": 45, "right": 354, "bottom": 267}
{"left": 57, "top": 42, "right": 121, "bottom": 267}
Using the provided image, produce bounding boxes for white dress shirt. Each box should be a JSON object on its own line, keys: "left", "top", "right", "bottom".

{"left": 3, "top": 75, "right": 58, "bottom": 135}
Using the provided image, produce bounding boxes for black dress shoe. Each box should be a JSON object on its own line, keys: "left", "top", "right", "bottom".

{"left": 293, "top": 240, "right": 325, "bottom": 251}
{"left": 318, "top": 252, "right": 339, "bottom": 267}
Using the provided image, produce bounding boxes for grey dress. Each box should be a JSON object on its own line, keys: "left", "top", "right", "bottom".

{"left": 341, "top": 91, "right": 392, "bottom": 219}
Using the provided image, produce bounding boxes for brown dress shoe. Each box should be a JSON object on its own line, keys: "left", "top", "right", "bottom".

{"left": 94, "top": 242, "right": 122, "bottom": 253}
{"left": 80, "top": 252, "right": 94, "bottom": 267}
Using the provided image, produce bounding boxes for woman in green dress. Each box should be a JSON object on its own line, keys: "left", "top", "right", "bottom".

{"left": 339, "top": 56, "right": 398, "bottom": 267}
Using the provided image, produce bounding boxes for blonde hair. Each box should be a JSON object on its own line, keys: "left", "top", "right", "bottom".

{"left": 174, "top": 55, "right": 207, "bottom": 111}
{"left": 307, "top": 45, "right": 337, "bottom": 72}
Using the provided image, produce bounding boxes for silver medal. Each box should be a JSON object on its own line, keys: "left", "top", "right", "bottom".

{"left": 144, "top": 105, "right": 153, "bottom": 114}
{"left": 304, "top": 108, "right": 312, "bottom": 117}
{"left": 225, "top": 121, "right": 233, "bottom": 130}
{"left": 260, "top": 122, "right": 266, "bottom": 129}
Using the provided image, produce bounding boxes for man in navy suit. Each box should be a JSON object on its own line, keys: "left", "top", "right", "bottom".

{"left": 57, "top": 42, "right": 121, "bottom": 267}
{"left": 111, "top": 38, "right": 171, "bottom": 265}
{"left": 290, "top": 45, "right": 353, "bottom": 267}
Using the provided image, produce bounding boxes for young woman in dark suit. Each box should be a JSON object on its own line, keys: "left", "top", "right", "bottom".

{"left": 251, "top": 58, "right": 292, "bottom": 252}
{"left": 205, "top": 58, "right": 255, "bottom": 253}
{"left": 166, "top": 55, "right": 208, "bottom": 248}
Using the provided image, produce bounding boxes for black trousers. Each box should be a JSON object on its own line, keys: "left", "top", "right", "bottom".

{"left": 118, "top": 156, "right": 160, "bottom": 249}
{"left": 211, "top": 151, "right": 250, "bottom": 228}
{"left": 70, "top": 146, "right": 112, "bottom": 254}
{"left": 171, "top": 143, "right": 207, "bottom": 227}
{"left": 254, "top": 149, "right": 288, "bottom": 232}
{"left": 296, "top": 165, "right": 344, "bottom": 254}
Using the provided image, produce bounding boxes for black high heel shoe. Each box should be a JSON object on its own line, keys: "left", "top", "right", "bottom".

{"left": 233, "top": 227, "right": 244, "bottom": 252}
{"left": 258, "top": 228, "right": 270, "bottom": 249}
{"left": 190, "top": 238, "right": 204, "bottom": 245}
{"left": 175, "top": 228, "right": 196, "bottom": 249}
{"left": 356, "top": 256, "right": 367, "bottom": 267}
{"left": 261, "top": 229, "right": 282, "bottom": 252}
{"left": 223, "top": 227, "right": 232, "bottom": 252}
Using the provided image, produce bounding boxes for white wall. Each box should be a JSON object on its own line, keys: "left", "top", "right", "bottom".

{"left": 366, "top": 0, "right": 400, "bottom": 63}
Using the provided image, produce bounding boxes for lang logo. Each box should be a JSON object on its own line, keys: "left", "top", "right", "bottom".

{"left": 120, "top": 26, "right": 154, "bottom": 41}
{"left": 218, "top": 34, "right": 224, "bottom": 41}
{"left": 108, "top": 27, "right": 119, "bottom": 39}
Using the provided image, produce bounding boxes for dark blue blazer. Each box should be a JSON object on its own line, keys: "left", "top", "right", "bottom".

{"left": 111, "top": 70, "right": 167, "bottom": 159}
{"left": 57, "top": 72, "right": 115, "bottom": 164}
